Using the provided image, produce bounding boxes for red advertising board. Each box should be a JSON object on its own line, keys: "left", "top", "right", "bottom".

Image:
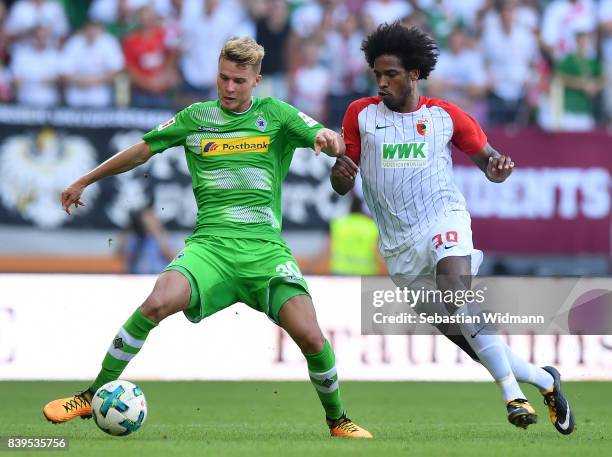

{"left": 453, "top": 129, "right": 611, "bottom": 254}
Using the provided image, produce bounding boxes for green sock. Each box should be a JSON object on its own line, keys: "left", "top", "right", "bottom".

{"left": 89, "top": 308, "right": 157, "bottom": 393}
{"left": 305, "top": 339, "right": 344, "bottom": 421}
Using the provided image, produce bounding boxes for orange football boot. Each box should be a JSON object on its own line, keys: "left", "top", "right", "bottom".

{"left": 327, "top": 415, "right": 373, "bottom": 438}
{"left": 43, "top": 391, "right": 92, "bottom": 424}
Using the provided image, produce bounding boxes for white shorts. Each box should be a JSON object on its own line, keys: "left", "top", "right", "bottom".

{"left": 384, "top": 211, "right": 483, "bottom": 277}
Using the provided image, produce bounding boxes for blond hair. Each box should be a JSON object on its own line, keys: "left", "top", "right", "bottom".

{"left": 219, "top": 37, "right": 265, "bottom": 73}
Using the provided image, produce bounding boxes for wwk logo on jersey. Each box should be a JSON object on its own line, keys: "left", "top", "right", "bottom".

{"left": 201, "top": 136, "right": 270, "bottom": 156}
{"left": 381, "top": 142, "right": 428, "bottom": 168}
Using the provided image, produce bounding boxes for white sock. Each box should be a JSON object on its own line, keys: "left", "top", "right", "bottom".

{"left": 503, "top": 344, "right": 554, "bottom": 392}
{"left": 456, "top": 306, "right": 525, "bottom": 402}
{"left": 464, "top": 332, "right": 525, "bottom": 402}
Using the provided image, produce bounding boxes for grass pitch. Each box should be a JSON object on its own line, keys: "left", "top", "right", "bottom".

{"left": 1, "top": 381, "right": 610, "bottom": 456}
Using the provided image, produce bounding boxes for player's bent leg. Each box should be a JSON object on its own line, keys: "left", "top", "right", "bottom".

{"left": 89, "top": 270, "right": 191, "bottom": 392}
{"left": 437, "top": 256, "right": 536, "bottom": 428}
{"left": 278, "top": 294, "right": 372, "bottom": 439}
{"left": 437, "top": 327, "right": 557, "bottom": 397}
{"left": 139, "top": 270, "right": 193, "bottom": 322}
{"left": 43, "top": 270, "right": 192, "bottom": 424}
{"left": 277, "top": 293, "right": 326, "bottom": 354}
{"left": 503, "top": 344, "right": 554, "bottom": 391}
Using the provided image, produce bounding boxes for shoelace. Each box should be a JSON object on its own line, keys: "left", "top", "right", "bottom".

{"left": 62, "top": 393, "right": 91, "bottom": 413}
{"left": 335, "top": 418, "right": 360, "bottom": 433}
{"left": 509, "top": 399, "right": 528, "bottom": 408}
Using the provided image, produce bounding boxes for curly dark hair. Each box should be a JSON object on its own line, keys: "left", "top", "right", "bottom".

{"left": 361, "top": 22, "right": 439, "bottom": 80}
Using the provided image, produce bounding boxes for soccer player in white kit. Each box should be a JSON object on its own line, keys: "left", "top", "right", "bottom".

{"left": 330, "top": 22, "right": 575, "bottom": 434}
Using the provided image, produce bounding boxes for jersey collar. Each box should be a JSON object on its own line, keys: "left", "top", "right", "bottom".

{"left": 383, "top": 95, "right": 426, "bottom": 115}
{"left": 218, "top": 97, "right": 256, "bottom": 116}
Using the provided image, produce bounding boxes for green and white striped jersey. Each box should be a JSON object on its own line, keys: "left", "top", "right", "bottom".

{"left": 143, "top": 97, "right": 322, "bottom": 242}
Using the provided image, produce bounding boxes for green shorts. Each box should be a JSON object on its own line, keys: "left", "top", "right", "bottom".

{"left": 164, "top": 235, "right": 309, "bottom": 324}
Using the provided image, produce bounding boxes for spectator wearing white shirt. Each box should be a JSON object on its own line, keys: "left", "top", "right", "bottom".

{"left": 179, "top": 0, "right": 240, "bottom": 103}
{"left": 11, "top": 25, "right": 60, "bottom": 106}
{"left": 417, "top": 0, "right": 458, "bottom": 50}
{"left": 154, "top": 0, "right": 183, "bottom": 51}
{"left": 89, "top": 0, "right": 148, "bottom": 39}
{"left": 418, "top": 0, "right": 486, "bottom": 31}
{"left": 62, "top": 21, "right": 125, "bottom": 108}
{"left": 254, "top": 0, "right": 293, "bottom": 100}
{"left": 4, "top": 0, "right": 68, "bottom": 47}
{"left": 321, "top": 13, "right": 367, "bottom": 129}
{"left": 363, "top": 0, "right": 413, "bottom": 29}
{"left": 291, "top": 40, "right": 330, "bottom": 123}
{"left": 290, "top": 0, "right": 348, "bottom": 40}
{"left": 482, "top": 0, "right": 538, "bottom": 126}
{"left": 155, "top": 0, "right": 242, "bottom": 22}
{"left": 444, "top": 0, "right": 487, "bottom": 30}
{"left": 481, "top": 0, "right": 539, "bottom": 33}
{"left": 541, "top": 0, "right": 596, "bottom": 61}
{"left": 428, "top": 27, "right": 488, "bottom": 121}
{"left": 89, "top": 0, "right": 149, "bottom": 24}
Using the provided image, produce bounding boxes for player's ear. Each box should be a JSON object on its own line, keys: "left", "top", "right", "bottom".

{"left": 408, "top": 69, "right": 419, "bottom": 81}
{"left": 254, "top": 74, "right": 263, "bottom": 87}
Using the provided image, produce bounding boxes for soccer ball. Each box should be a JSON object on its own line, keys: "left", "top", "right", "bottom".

{"left": 92, "top": 380, "right": 147, "bottom": 436}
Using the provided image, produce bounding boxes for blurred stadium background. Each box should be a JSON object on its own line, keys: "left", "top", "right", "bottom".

{"left": 0, "top": 0, "right": 611, "bottom": 386}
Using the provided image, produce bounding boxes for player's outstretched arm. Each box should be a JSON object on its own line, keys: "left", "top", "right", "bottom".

{"left": 61, "top": 141, "right": 154, "bottom": 215}
{"left": 314, "top": 128, "right": 345, "bottom": 157}
{"left": 330, "top": 156, "right": 359, "bottom": 195}
{"left": 470, "top": 142, "right": 515, "bottom": 183}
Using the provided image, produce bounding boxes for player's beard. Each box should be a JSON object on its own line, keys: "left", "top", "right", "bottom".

{"left": 381, "top": 85, "right": 413, "bottom": 113}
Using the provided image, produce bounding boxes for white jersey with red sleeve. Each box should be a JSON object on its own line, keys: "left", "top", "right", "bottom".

{"left": 342, "top": 95, "right": 487, "bottom": 257}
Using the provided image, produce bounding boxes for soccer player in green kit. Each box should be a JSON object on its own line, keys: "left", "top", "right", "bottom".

{"left": 43, "top": 37, "right": 372, "bottom": 439}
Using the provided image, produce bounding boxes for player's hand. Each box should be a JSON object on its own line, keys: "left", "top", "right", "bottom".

{"left": 486, "top": 155, "right": 514, "bottom": 183}
{"left": 332, "top": 155, "right": 359, "bottom": 180}
{"left": 61, "top": 181, "right": 87, "bottom": 215}
{"left": 314, "top": 128, "right": 344, "bottom": 157}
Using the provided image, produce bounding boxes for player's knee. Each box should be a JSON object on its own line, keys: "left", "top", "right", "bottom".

{"left": 436, "top": 275, "right": 466, "bottom": 293}
{"left": 296, "top": 329, "right": 325, "bottom": 354}
{"left": 437, "top": 275, "right": 471, "bottom": 315}
{"left": 141, "top": 271, "right": 191, "bottom": 322}
{"left": 140, "top": 293, "right": 170, "bottom": 323}
{"left": 436, "top": 256, "right": 471, "bottom": 292}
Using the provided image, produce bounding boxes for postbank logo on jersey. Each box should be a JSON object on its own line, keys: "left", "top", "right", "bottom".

{"left": 381, "top": 142, "right": 428, "bottom": 168}
{"left": 201, "top": 136, "right": 270, "bottom": 156}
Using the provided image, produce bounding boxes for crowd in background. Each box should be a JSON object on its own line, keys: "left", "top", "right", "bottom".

{"left": 0, "top": 0, "right": 611, "bottom": 131}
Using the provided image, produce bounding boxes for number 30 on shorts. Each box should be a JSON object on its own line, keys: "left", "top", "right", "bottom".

{"left": 431, "top": 231, "right": 458, "bottom": 249}
{"left": 275, "top": 260, "right": 303, "bottom": 279}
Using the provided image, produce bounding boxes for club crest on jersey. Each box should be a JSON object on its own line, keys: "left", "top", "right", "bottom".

{"left": 416, "top": 119, "right": 429, "bottom": 136}
{"left": 381, "top": 142, "right": 428, "bottom": 168}
{"left": 201, "top": 136, "right": 270, "bottom": 156}
{"left": 255, "top": 115, "right": 267, "bottom": 132}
